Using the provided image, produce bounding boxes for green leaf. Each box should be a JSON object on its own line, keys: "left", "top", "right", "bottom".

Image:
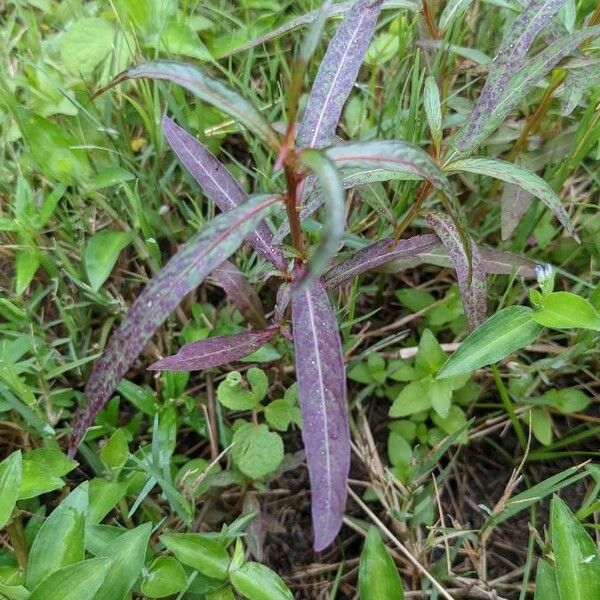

{"left": 534, "top": 559, "right": 560, "bottom": 600}
{"left": 437, "top": 306, "right": 543, "bottom": 378}
{"left": 415, "top": 329, "right": 446, "bottom": 375}
{"left": 532, "top": 292, "right": 600, "bottom": 331}
{"left": 159, "top": 21, "right": 212, "bottom": 61}
{"left": 94, "top": 523, "right": 152, "bottom": 600}
{"left": 108, "top": 62, "right": 280, "bottom": 148}
{"left": 160, "top": 532, "right": 230, "bottom": 580}
{"left": 299, "top": 149, "right": 346, "bottom": 285}
{"left": 423, "top": 76, "right": 442, "bottom": 152}
{"left": 99, "top": 428, "right": 129, "bottom": 471}
{"left": 429, "top": 379, "right": 453, "bottom": 419}
{"left": 551, "top": 495, "right": 600, "bottom": 600}
{"left": 232, "top": 423, "right": 284, "bottom": 479}
{"left": 29, "top": 557, "right": 112, "bottom": 600}
{"left": 0, "top": 451, "right": 21, "bottom": 529}
{"left": 26, "top": 503, "right": 85, "bottom": 589}
{"left": 229, "top": 562, "right": 293, "bottom": 600}
{"left": 217, "top": 372, "right": 260, "bottom": 411}
{"left": 0, "top": 582, "right": 29, "bottom": 600}
{"left": 358, "top": 527, "right": 404, "bottom": 600}
{"left": 141, "top": 556, "right": 188, "bottom": 598}
{"left": 445, "top": 158, "right": 576, "bottom": 238}
{"left": 88, "top": 479, "right": 128, "bottom": 524}
{"left": 530, "top": 407, "right": 553, "bottom": 446}
{"left": 543, "top": 388, "right": 590, "bottom": 414}
{"left": 15, "top": 249, "right": 39, "bottom": 295}
{"left": 432, "top": 404, "right": 468, "bottom": 437}
{"left": 246, "top": 368, "right": 268, "bottom": 403}
{"left": 19, "top": 449, "right": 77, "bottom": 499}
{"left": 85, "top": 229, "right": 132, "bottom": 291}
{"left": 387, "top": 432, "right": 412, "bottom": 467}
{"left": 389, "top": 381, "right": 430, "bottom": 418}
{"left": 265, "top": 399, "right": 294, "bottom": 432}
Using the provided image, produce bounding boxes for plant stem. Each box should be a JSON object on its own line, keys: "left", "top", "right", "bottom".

{"left": 491, "top": 364, "right": 527, "bottom": 449}
{"left": 7, "top": 513, "right": 28, "bottom": 570}
{"left": 284, "top": 163, "right": 306, "bottom": 258}
{"left": 421, "top": 0, "right": 440, "bottom": 39}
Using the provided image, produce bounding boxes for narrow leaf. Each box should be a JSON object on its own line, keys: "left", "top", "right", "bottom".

{"left": 323, "top": 234, "right": 439, "bottom": 288}
{"left": 358, "top": 527, "right": 404, "bottom": 600}
{"left": 299, "top": 149, "right": 346, "bottom": 285}
{"left": 0, "top": 451, "right": 21, "bottom": 529}
{"left": 209, "top": 260, "right": 266, "bottom": 328}
{"left": 149, "top": 328, "right": 279, "bottom": 372}
{"left": 107, "top": 63, "right": 280, "bottom": 148}
{"left": 439, "top": 0, "right": 473, "bottom": 31}
{"left": 229, "top": 562, "right": 294, "bottom": 600}
{"left": 445, "top": 157, "right": 576, "bottom": 238}
{"left": 534, "top": 559, "right": 560, "bottom": 600}
{"left": 70, "top": 194, "right": 280, "bottom": 456}
{"left": 426, "top": 211, "right": 486, "bottom": 330}
{"left": 163, "top": 116, "right": 286, "bottom": 270}
{"left": 532, "top": 292, "right": 600, "bottom": 331}
{"left": 423, "top": 76, "right": 442, "bottom": 151}
{"left": 551, "top": 495, "right": 600, "bottom": 600}
{"left": 437, "top": 306, "right": 543, "bottom": 379}
{"left": 291, "top": 270, "right": 349, "bottom": 551}
{"left": 297, "top": 0, "right": 383, "bottom": 148}
{"left": 501, "top": 182, "right": 533, "bottom": 240}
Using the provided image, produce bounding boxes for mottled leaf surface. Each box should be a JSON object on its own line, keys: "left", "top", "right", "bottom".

{"left": 108, "top": 62, "right": 280, "bottom": 148}
{"left": 426, "top": 211, "right": 486, "bottom": 330}
{"left": 446, "top": 157, "right": 576, "bottom": 238}
{"left": 291, "top": 270, "right": 349, "bottom": 551}
{"left": 323, "top": 234, "right": 439, "bottom": 288}
{"left": 501, "top": 182, "right": 533, "bottom": 240}
{"left": 209, "top": 260, "right": 266, "bottom": 328}
{"left": 70, "top": 194, "right": 280, "bottom": 456}
{"left": 297, "top": 0, "right": 383, "bottom": 148}
{"left": 149, "top": 328, "right": 279, "bottom": 372}
{"left": 163, "top": 116, "right": 285, "bottom": 270}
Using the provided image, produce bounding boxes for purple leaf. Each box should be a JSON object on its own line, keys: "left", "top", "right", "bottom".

{"left": 426, "top": 211, "right": 487, "bottom": 330}
{"left": 209, "top": 260, "right": 267, "bottom": 329}
{"left": 456, "top": 0, "right": 565, "bottom": 153}
{"left": 69, "top": 194, "right": 281, "bottom": 457}
{"left": 291, "top": 269, "right": 349, "bottom": 551}
{"left": 107, "top": 62, "right": 280, "bottom": 149}
{"left": 163, "top": 116, "right": 286, "bottom": 270}
{"left": 148, "top": 328, "right": 279, "bottom": 371}
{"left": 297, "top": 0, "right": 383, "bottom": 149}
{"left": 323, "top": 234, "right": 439, "bottom": 288}
{"left": 501, "top": 182, "right": 533, "bottom": 240}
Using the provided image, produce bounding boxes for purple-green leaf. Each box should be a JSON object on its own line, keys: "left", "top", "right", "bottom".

{"left": 298, "top": 149, "right": 346, "bottom": 286}
{"left": 426, "top": 211, "right": 487, "bottom": 330}
{"left": 107, "top": 62, "right": 280, "bottom": 149}
{"left": 148, "top": 328, "right": 279, "bottom": 371}
{"left": 323, "top": 234, "right": 439, "bottom": 288}
{"left": 209, "top": 260, "right": 266, "bottom": 329}
{"left": 297, "top": 0, "right": 383, "bottom": 148}
{"left": 501, "top": 182, "right": 533, "bottom": 240}
{"left": 163, "top": 116, "right": 286, "bottom": 270}
{"left": 291, "top": 269, "right": 349, "bottom": 551}
{"left": 69, "top": 194, "right": 281, "bottom": 456}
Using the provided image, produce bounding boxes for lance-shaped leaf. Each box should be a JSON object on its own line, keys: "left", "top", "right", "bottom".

{"left": 298, "top": 149, "right": 346, "bottom": 286}
{"left": 456, "top": 0, "right": 565, "bottom": 153}
{"left": 163, "top": 116, "right": 286, "bottom": 270}
{"left": 455, "top": 24, "right": 600, "bottom": 152}
{"left": 323, "top": 234, "right": 439, "bottom": 288}
{"left": 325, "top": 141, "right": 455, "bottom": 204}
{"left": 297, "top": 0, "right": 383, "bottom": 148}
{"left": 291, "top": 269, "right": 349, "bottom": 551}
{"left": 148, "top": 328, "right": 279, "bottom": 371}
{"left": 501, "top": 182, "right": 533, "bottom": 240}
{"left": 426, "top": 211, "right": 486, "bottom": 330}
{"left": 562, "top": 65, "right": 600, "bottom": 116}
{"left": 209, "top": 260, "right": 266, "bottom": 328}
{"left": 106, "top": 62, "right": 280, "bottom": 149}
{"left": 69, "top": 194, "right": 281, "bottom": 456}
{"left": 445, "top": 157, "right": 576, "bottom": 238}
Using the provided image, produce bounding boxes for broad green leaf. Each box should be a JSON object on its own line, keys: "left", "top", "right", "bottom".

{"left": 445, "top": 158, "right": 575, "bottom": 238}
{"left": 88, "top": 479, "right": 128, "bottom": 524}
{"left": 15, "top": 249, "right": 39, "bottom": 295}
{"left": 358, "top": 527, "right": 404, "bottom": 600}
{"left": 19, "top": 449, "right": 77, "bottom": 499}
{"left": 0, "top": 582, "right": 30, "bottom": 600}
{"left": 437, "top": 306, "right": 543, "bottom": 378}
{"left": 16, "top": 109, "right": 91, "bottom": 185}
{"left": 551, "top": 495, "right": 600, "bottom": 600}
{"left": 530, "top": 407, "right": 553, "bottom": 446}
{"left": 543, "top": 388, "right": 590, "bottom": 414}
{"left": 85, "top": 230, "right": 132, "bottom": 291}
{"left": 0, "top": 451, "right": 21, "bottom": 529}
{"left": 160, "top": 532, "right": 230, "bottom": 580}
{"left": 532, "top": 292, "right": 600, "bottom": 331}
{"left": 217, "top": 372, "right": 260, "bottom": 411}
{"left": 232, "top": 423, "right": 284, "bottom": 479}
{"left": 159, "top": 21, "right": 212, "bottom": 61}
{"left": 387, "top": 432, "right": 413, "bottom": 467}
{"left": 94, "top": 523, "right": 152, "bottom": 600}
{"left": 99, "top": 428, "right": 129, "bottom": 471}
{"left": 429, "top": 379, "right": 453, "bottom": 419}
{"left": 29, "top": 557, "right": 112, "bottom": 600}
{"left": 229, "top": 562, "right": 293, "bottom": 600}
{"left": 26, "top": 504, "right": 85, "bottom": 589}
{"left": 389, "top": 381, "right": 430, "bottom": 417}
{"left": 534, "top": 559, "right": 560, "bottom": 600}
{"left": 107, "top": 62, "right": 280, "bottom": 148}
{"left": 264, "top": 399, "right": 295, "bottom": 431}
{"left": 415, "top": 329, "right": 446, "bottom": 375}
{"left": 299, "top": 149, "right": 346, "bottom": 285}
{"left": 141, "top": 556, "right": 188, "bottom": 598}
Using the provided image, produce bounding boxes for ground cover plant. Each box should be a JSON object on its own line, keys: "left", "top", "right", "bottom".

{"left": 1, "top": 0, "right": 600, "bottom": 598}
